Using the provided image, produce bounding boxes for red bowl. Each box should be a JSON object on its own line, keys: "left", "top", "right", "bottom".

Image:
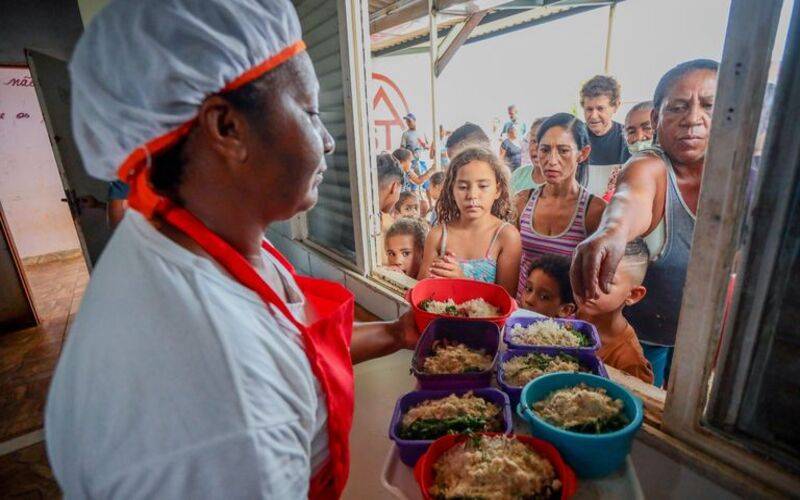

{"left": 406, "top": 278, "right": 516, "bottom": 332}
{"left": 413, "top": 432, "right": 578, "bottom": 500}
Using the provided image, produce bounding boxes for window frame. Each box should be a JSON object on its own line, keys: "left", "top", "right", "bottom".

{"left": 661, "top": 0, "right": 800, "bottom": 494}
{"left": 285, "top": 0, "right": 377, "bottom": 274}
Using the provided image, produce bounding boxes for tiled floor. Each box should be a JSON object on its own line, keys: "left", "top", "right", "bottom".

{"left": 0, "top": 441, "right": 61, "bottom": 499}
{"left": 0, "top": 254, "right": 87, "bottom": 500}
{"left": 0, "top": 255, "right": 88, "bottom": 443}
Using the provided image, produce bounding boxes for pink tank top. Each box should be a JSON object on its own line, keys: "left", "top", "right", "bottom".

{"left": 516, "top": 186, "right": 592, "bottom": 300}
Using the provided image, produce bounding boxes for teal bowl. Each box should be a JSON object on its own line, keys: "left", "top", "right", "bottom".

{"left": 516, "top": 372, "right": 643, "bottom": 478}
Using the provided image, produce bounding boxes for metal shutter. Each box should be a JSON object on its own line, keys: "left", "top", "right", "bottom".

{"left": 294, "top": 0, "right": 356, "bottom": 262}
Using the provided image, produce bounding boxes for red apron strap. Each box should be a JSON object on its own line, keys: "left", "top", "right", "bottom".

{"left": 161, "top": 206, "right": 306, "bottom": 333}
{"left": 261, "top": 240, "right": 296, "bottom": 275}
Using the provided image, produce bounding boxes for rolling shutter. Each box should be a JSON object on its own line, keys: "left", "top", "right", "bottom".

{"left": 294, "top": 0, "right": 357, "bottom": 262}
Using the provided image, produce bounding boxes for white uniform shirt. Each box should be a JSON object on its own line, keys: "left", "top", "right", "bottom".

{"left": 45, "top": 211, "right": 328, "bottom": 499}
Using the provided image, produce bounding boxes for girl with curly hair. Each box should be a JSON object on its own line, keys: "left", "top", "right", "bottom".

{"left": 419, "top": 147, "right": 521, "bottom": 295}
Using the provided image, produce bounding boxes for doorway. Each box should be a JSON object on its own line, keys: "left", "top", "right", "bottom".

{"left": 0, "top": 65, "right": 89, "bottom": 469}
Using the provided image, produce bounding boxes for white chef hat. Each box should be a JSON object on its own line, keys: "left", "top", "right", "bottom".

{"left": 70, "top": 0, "right": 305, "bottom": 217}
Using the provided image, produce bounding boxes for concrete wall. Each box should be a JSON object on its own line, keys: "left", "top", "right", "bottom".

{"left": 0, "top": 67, "right": 81, "bottom": 258}
{"left": 0, "top": 0, "right": 84, "bottom": 64}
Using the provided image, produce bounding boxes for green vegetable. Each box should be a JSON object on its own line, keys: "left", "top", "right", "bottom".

{"left": 563, "top": 413, "right": 630, "bottom": 434}
{"left": 563, "top": 324, "right": 590, "bottom": 347}
{"left": 444, "top": 304, "right": 461, "bottom": 316}
{"left": 399, "top": 415, "right": 502, "bottom": 440}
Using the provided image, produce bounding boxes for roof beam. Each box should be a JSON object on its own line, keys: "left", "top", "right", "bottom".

{"left": 370, "top": 0, "right": 506, "bottom": 34}
{"left": 434, "top": 11, "right": 488, "bottom": 76}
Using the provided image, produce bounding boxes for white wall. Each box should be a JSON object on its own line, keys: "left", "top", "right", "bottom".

{"left": 0, "top": 67, "right": 81, "bottom": 259}
{"left": 371, "top": 0, "right": 731, "bottom": 152}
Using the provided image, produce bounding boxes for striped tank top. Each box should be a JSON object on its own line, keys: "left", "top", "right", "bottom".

{"left": 516, "top": 185, "right": 593, "bottom": 300}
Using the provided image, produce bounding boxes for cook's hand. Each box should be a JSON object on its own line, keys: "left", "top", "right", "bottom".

{"left": 570, "top": 229, "right": 628, "bottom": 302}
{"left": 429, "top": 252, "right": 464, "bottom": 278}
{"left": 390, "top": 310, "right": 419, "bottom": 350}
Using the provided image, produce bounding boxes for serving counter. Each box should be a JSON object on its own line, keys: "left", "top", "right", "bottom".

{"left": 344, "top": 310, "right": 644, "bottom": 499}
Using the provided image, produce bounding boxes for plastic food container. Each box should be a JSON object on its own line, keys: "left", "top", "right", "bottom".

{"left": 504, "top": 316, "right": 601, "bottom": 352}
{"left": 497, "top": 348, "right": 609, "bottom": 409}
{"left": 412, "top": 318, "right": 500, "bottom": 390}
{"left": 413, "top": 432, "right": 578, "bottom": 500}
{"left": 406, "top": 278, "right": 516, "bottom": 332}
{"left": 516, "top": 372, "right": 643, "bottom": 478}
{"left": 388, "top": 388, "right": 512, "bottom": 466}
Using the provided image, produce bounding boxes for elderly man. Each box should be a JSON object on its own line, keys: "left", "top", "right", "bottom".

{"left": 625, "top": 100, "right": 655, "bottom": 154}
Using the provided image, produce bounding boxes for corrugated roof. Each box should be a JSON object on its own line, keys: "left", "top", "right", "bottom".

{"left": 369, "top": 0, "right": 397, "bottom": 14}
{"left": 370, "top": 0, "right": 619, "bottom": 55}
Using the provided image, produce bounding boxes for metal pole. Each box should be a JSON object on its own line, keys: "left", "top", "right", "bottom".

{"left": 429, "top": 0, "right": 439, "bottom": 167}
{"left": 603, "top": 2, "right": 616, "bottom": 73}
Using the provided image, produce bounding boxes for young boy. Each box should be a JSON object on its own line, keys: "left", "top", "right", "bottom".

{"left": 426, "top": 171, "right": 445, "bottom": 225}
{"left": 385, "top": 217, "right": 428, "bottom": 279}
{"left": 576, "top": 239, "right": 654, "bottom": 384}
{"left": 395, "top": 192, "right": 422, "bottom": 219}
{"left": 377, "top": 153, "right": 403, "bottom": 233}
{"left": 520, "top": 255, "right": 577, "bottom": 318}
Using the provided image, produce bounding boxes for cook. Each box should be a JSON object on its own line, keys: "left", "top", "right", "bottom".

{"left": 45, "top": 1, "right": 418, "bottom": 498}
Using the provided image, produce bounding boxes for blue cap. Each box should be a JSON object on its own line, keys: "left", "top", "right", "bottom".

{"left": 403, "top": 113, "right": 416, "bottom": 121}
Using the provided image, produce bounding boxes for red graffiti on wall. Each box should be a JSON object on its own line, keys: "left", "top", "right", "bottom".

{"left": 3, "top": 77, "right": 34, "bottom": 87}
{"left": 371, "top": 73, "right": 409, "bottom": 151}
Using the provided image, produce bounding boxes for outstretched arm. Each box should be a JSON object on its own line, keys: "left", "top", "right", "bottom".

{"left": 571, "top": 156, "right": 667, "bottom": 301}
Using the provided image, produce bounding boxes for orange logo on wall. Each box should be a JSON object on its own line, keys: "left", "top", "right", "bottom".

{"left": 372, "top": 72, "right": 409, "bottom": 151}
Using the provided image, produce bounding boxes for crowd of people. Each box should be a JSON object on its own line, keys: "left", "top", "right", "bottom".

{"left": 377, "top": 60, "right": 718, "bottom": 388}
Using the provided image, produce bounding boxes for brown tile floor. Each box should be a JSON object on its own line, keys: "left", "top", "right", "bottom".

{"left": 0, "top": 442, "right": 61, "bottom": 499}
{"left": 0, "top": 255, "right": 88, "bottom": 443}
{"left": 0, "top": 255, "right": 86, "bottom": 500}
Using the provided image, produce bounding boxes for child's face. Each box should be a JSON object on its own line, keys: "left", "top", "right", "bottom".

{"left": 400, "top": 158, "right": 413, "bottom": 171}
{"left": 398, "top": 197, "right": 420, "bottom": 218}
{"left": 429, "top": 183, "right": 443, "bottom": 199}
{"left": 385, "top": 234, "right": 420, "bottom": 277}
{"left": 577, "top": 264, "right": 644, "bottom": 316}
{"left": 453, "top": 161, "right": 500, "bottom": 221}
{"left": 522, "top": 269, "right": 575, "bottom": 318}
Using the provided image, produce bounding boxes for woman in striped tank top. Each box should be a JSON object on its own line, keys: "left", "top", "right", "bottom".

{"left": 514, "top": 113, "right": 606, "bottom": 302}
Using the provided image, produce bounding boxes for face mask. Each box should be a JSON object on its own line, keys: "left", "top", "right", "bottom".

{"left": 628, "top": 139, "right": 653, "bottom": 154}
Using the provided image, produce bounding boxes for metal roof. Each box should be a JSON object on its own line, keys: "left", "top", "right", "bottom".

{"left": 370, "top": 0, "right": 620, "bottom": 55}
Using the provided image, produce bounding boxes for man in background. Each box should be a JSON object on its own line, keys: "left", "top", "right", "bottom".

{"left": 400, "top": 113, "right": 427, "bottom": 159}
{"left": 579, "top": 75, "right": 631, "bottom": 196}
{"left": 501, "top": 104, "right": 526, "bottom": 139}
{"left": 624, "top": 101, "right": 655, "bottom": 154}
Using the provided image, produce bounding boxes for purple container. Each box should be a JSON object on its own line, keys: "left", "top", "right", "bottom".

{"left": 497, "top": 348, "right": 609, "bottom": 408}
{"left": 389, "top": 388, "right": 513, "bottom": 466}
{"left": 504, "top": 316, "right": 601, "bottom": 352}
{"left": 412, "top": 318, "right": 500, "bottom": 390}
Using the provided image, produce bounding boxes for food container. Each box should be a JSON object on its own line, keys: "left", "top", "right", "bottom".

{"left": 388, "top": 388, "right": 512, "bottom": 466}
{"left": 516, "top": 372, "right": 643, "bottom": 478}
{"left": 413, "top": 432, "right": 578, "bottom": 500}
{"left": 504, "top": 316, "right": 601, "bottom": 352}
{"left": 412, "top": 318, "right": 500, "bottom": 390}
{"left": 497, "top": 348, "right": 609, "bottom": 408}
{"left": 406, "top": 278, "right": 516, "bottom": 332}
